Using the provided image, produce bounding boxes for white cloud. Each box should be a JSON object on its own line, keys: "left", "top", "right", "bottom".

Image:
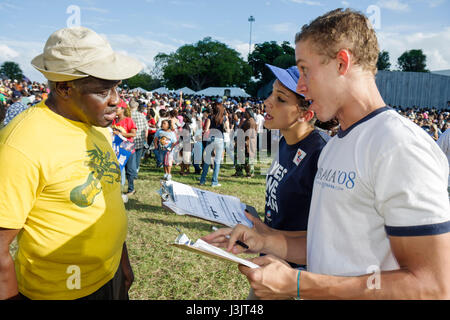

{"left": 169, "top": 0, "right": 197, "bottom": 5}
{"left": 103, "top": 33, "right": 179, "bottom": 69}
{"left": 271, "top": 23, "right": 296, "bottom": 33}
{"left": 418, "top": 0, "right": 446, "bottom": 7}
{"left": 213, "top": 37, "right": 253, "bottom": 60}
{"left": 169, "top": 38, "right": 187, "bottom": 45}
{"left": 180, "top": 23, "right": 199, "bottom": 30}
{"left": 377, "top": 27, "right": 450, "bottom": 70}
{"left": 232, "top": 42, "right": 253, "bottom": 60}
{"left": 289, "top": 0, "right": 323, "bottom": 6}
{"left": 0, "top": 45, "right": 19, "bottom": 60}
{"left": 376, "top": 0, "right": 410, "bottom": 12}
{"left": 382, "top": 24, "right": 423, "bottom": 33}
{"left": 82, "top": 7, "right": 109, "bottom": 14}
{"left": 0, "top": 1, "right": 21, "bottom": 10}
{"left": 0, "top": 43, "right": 44, "bottom": 82}
{"left": 162, "top": 20, "right": 199, "bottom": 30}
{"left": 83, "top": 17, "right": 121, "bottom": 28}
{"left": 341, "top": 1, "right": 350, "bottom": 7}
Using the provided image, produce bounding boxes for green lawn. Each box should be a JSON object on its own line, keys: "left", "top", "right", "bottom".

{"left": 126, "top": 157, "right": 268, "bottom": 300}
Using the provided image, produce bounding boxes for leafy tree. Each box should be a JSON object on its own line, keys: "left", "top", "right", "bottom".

{"left": 245, "top": 41, "right": 296, "bottom": 96}
{"left": 122, "top": 71, "right": 161, "bottom": 91}
{"left": 397, "top": 49, "right": 429, "bottom": 72}
{"left": 273, "top": 54, "right": 296, "bottom": 70}
{"left": 0, "top": 61, "right": 23, "bottom": 80}
{"left": 155, "top": 37, "right": 251, "bottom": 91}
{"left": 247, "top": 41, "right": 295, "bottom": 83}
{"left": 377, "top": 50, "right": 391, "bottom": 71}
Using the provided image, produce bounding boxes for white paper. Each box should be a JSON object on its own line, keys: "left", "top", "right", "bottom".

{"left": 193, "top": 239, "right": 260, "bottom": 269}
{"left": 174, "top": 234, "right": 259, "bottom": 269}
{"left": 162, "top": 180, "right": 253, "bottom": 228}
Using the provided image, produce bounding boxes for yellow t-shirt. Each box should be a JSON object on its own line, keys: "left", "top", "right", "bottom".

{"left": 0, "top": 101, "right": 127, "bottom": 300}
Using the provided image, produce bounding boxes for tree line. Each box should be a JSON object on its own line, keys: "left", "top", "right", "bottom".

{"left": 1, "top": 39, "right": 430, "bottom": 97}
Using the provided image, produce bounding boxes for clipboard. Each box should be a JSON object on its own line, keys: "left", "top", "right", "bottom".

{"left": 171, "top": 233, "right": 259, "bottom": 269}
{"left": 159, "top": 180, "right": 261, "bottom": 228}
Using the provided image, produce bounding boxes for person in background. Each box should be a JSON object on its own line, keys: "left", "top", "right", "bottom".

{"left": 129, "top": 100, "right": 149, "bottom": 174}
{"left": 179, "top": 114, "right": 194, "bottom": 176}
{"left": 428, "top": 123, "right": 440, "bottom": 141}
{"left": 255, "top": 108, "right": 265, "bottom": 152}
{"left": 169, "top": 109, "right": 182, "bottom": 132}
{"left": 201, "top": 107, "right": 212, "bottom": 152}
{"left": 223, "top": 110, "right": 234, "bottom": 165}
{"left": 234, "top": 108, "right": 257, "bottom": 178}
{"left": 3, "top": 91, "right": 29, "bottom": 127}
{"left": 138, "top": 103, "right": 147, "bottom": 117}
{"left": 199, "top": 100, "right": 229, "bottom": 187}
{"left": 157, "top": 109, "right": 168, "bottom": 128}
{"left": 113, "top": 101, "right": 137, "bottom": 196}
{"left": 437, "top": 126, "right": 450, "bottom": 195}
{"left": 146, "top": 108, "right": 157, "bottom": 161}
{"left": 154, "top": 119, "right": 178, "bottom": 180}
{"left": 192, "top": 112, "right": 204, "bottom": 174}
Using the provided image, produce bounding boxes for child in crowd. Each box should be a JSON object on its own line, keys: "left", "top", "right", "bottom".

{"left": 154, "top": 119, "right": 178, "bottom": 180}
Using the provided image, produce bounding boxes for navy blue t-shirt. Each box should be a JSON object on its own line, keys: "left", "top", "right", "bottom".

{"left": 264, "top": 129, "right": 327, "bottom": 232}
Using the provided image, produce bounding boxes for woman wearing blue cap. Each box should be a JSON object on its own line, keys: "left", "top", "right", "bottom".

{"left": 202, "top": 64, "right": 328, "bottom": 298}
{"left": 260, "top": 62, "right": 328, "bottom": 240}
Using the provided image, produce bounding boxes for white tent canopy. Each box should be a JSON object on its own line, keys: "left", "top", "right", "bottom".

{"left": 195, "top": 87, "right": 251, "bottom": 98}
{"left": 130, "top": 87, "right": 148, "bottom": 93}
{"left": 150, "top": 87, "right": 174, "bottom": 94}
{"left": 176, "top": 87, "right": 197, "bottom": 95}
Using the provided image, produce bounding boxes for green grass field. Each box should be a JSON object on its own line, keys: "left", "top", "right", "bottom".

{"left": 125, "top": 157, "right": 269, "bottom": 300}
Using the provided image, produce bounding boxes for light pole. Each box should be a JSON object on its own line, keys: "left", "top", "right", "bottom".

{"left": 248, "top": 15, "right": 255, "bottom": 56}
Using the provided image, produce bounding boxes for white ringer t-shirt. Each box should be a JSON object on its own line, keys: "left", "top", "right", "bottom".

{"left": 307, "top": 107, "right": 450, "bottom": 276}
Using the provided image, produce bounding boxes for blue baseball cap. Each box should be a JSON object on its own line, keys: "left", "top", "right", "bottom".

{"left": 12, "top": 90, "right": 22, "bottom": 99}
{"left": 266, "top": 64, "right": 304, "bottom": 97}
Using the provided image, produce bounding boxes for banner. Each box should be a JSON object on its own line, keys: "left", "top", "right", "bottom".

{"left": 112, "top": 134, "right": 134, "bottom": 171}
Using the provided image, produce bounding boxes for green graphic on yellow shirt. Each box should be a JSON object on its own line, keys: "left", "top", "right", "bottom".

{"left": 70, "top": 144, "right": 121, "bottom": 208}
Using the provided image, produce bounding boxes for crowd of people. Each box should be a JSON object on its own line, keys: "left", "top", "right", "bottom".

{"left": 396, "top": 107, "right": 450, "bottom": 141}
{"left": 0, "top": 79, "right": 48, "bottom": 127}
{"left": 66, "top": 87, "right": 450, "bottom": 191}
{"left": 0, "top": 10, "right": 449, "bottom": 301}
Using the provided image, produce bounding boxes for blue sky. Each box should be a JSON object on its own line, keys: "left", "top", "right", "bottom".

{"left": 0, "top": 0, "right": 449, "bottom": 82}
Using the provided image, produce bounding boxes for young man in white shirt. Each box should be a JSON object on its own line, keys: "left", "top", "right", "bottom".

{"left": 203, "top": 8, "right": 450, "bottom": 299}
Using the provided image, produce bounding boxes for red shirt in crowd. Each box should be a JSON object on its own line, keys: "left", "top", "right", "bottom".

{"left": 113, "top": 117, "right": 137, "bottom": 143}
{"left": 148, "top": 118, "right": 157, "bottom": 135}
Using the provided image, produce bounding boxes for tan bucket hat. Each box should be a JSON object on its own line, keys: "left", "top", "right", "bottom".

{"left": 31, "top": 26, "right": 143, "bottom": 82}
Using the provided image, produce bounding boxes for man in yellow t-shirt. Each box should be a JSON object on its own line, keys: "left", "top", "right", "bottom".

{"left": 0, "top": 26, "right": 143, "bottom": 300}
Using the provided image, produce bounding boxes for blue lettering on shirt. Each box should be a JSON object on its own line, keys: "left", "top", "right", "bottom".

{"left": 315, "top": 167, "right": 356, "bottom": 190}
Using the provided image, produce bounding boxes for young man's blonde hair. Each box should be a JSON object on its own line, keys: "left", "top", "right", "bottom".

{"left": 295, "top": 8, "right": 379, "bottom": 75}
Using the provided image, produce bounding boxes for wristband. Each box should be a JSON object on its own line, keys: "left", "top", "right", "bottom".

{"left": 297, "top": 270, "right": 301, "bottom": 299}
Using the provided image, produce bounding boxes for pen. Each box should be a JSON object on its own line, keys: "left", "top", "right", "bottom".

{"left": 211, "top": 226, "right": 249, "bottom": 250}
